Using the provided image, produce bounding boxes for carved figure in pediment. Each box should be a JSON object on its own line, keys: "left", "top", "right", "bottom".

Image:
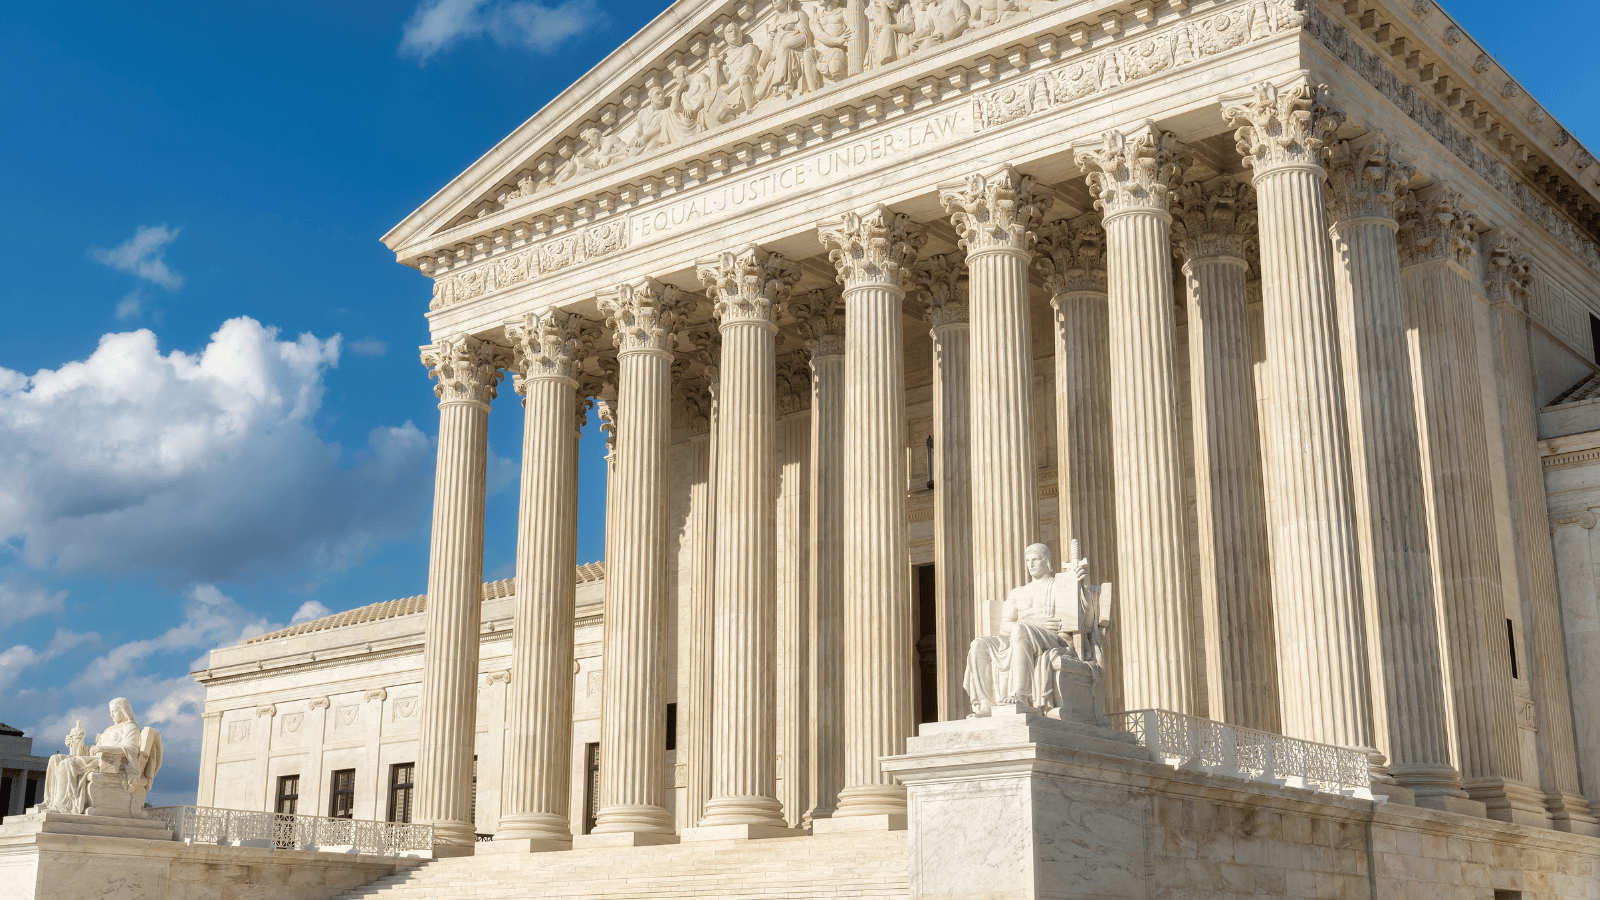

{"left": 865, "top": 0, "right": 915, "bottom": 68}
{"left": 553, "top": 127, "right": 627, "bottom": 186}
{"left": 810, "top": 0, "right": 852, "bottom": 82}
{"left": 969, "top": 0, "right": 1018, "bottom": 29}
{"left": 910, "top": 0, "right": 968, "bottom": 51}
{"left": 629, "top": 83, "right": 699, "bottom": 157}
{"left": 716, "top": 22, "right": 765, "bottom": 121}
{"left": 756, "top": 0, "right": 821, "bottom": 101}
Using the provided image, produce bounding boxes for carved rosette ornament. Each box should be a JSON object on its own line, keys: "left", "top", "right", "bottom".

{"left": 1486, "top": 236, "right": 1534, "bottom": 315}
{"left": 1171, "top": 179, "right": 1258, "bottom": 263}
{"left": 1324, "top": 134, "right": 1415, "bottom": 226}
{"left": 1221, "top": 74, "right": 1346, "bottom": 174}
{"left": 797, "top": 289, "right": 845, "bottom": 360}
{"left": 505, "top": 310, "right": 584, "bottom": 390}
{"left": 938, "top": 166, "right": 1052, "bottom": 256}
{"left": 1074, "top": 123, "right": 1191, "bottom": 219}
{"left": 599, "top": 278, "right": 680, "bottom": 356}
{"left": 421, "top": 335, "right": 509, "bottom": 408}
{"left": 1397, "top": 187, "right": 1481, "bottom": 268}
{"left": 1033, "top": 216, "right": 1108, "bottom": 295}
{"left": 817, "top": 205, "right": 927, "bottom": 291}
{"left": 698, "top": 245, "right": 801, "bottom": 329}
{"left": 912, "top": 253, "right": 969, "bottom": 329}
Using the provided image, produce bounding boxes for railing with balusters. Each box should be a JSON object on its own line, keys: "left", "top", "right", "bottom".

{"left": 1108, "top": 709, "right": 1374, "bottom": 801}
{"left": 147, "top": 805, "right": 434, "bottom": 857}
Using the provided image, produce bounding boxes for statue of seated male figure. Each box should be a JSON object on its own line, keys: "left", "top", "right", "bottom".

{"left": 963, "top": 541, "right": 1112, "bottom": 719}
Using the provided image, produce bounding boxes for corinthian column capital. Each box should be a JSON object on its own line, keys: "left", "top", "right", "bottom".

{"left": 1485, "top": 235, "right": 1534, "bottom": 316}
{"left": 1397, "top": 186, "right": 1481, "bottom": 268}
{"left": 599, "top": 278, "right": 680, "bottom": 356}
{"left": 1221, "top": 73, "right": 1345, "bottom": 173}
{"left": 1325, "top": 134, "right": 1415, "bottom": 225}
{"left": 1171, "top": 178, "right": 1257, "bottom": 263}
{"left": 1034, "top": 215, "right": 1107, "bottom": 295}
{"left": 911, "top": 252, "right": 969, "bottom": 328}
{"left": 1074, "top": 122, "right": 1191, "bottom": 218}
{"left": 421, "top": 335, "right": 509, "bottom": 407}
{"left": 698, "top": 245, "right": 800, "bottom": 329}
{"left": 938, "top": 165, "right": 1052, "bottom": 256}
{"left": 796, "top": 289, "right": 845, "bottom": 359}
{"left": 505, "top": 309, "right": 585, "bottom": 388}
{"left": 817, "top": 204, "right": 927, "bottom": 291}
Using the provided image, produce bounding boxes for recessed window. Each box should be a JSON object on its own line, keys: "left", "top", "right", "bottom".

{"left": 328, "top": 768, "right": 355, "bottom": 819}
{"left": 1507, "top": 618, "right": 1520, "bottom": 680}
{"left": 666, "top": 703, "right": 678, "bottom": 752}
{"left": 275, "top": 774, "right": 300, "bottom": 815}
{"left": 582, "top": 743, "right": 600, "bottom": 835}
{"left": 388, "top": 763, "right": 415, "bottom": 824}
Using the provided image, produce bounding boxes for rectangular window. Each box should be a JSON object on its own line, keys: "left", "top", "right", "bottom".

{"left": 582, "top": 742, "right": 601, "bottom": 835}
{"left": 388, "top": 763, "right": 415, "bottom": 824}
{"left": 1590, "top": 314, "right": 1600, "bottom": 366}
{"left": 1507, "top": 618, "right": 1520, "bottom": 680}
{"left": 0, "top": 777, "right": 12, "bottom": 816}
{"left": 665, "top": 703, "right": 678, "bottom": 752}
{"left": 470, "top": 755, "right": 478, "bottom": 832}
{"left": 915, "top": 564, "right": 939, "bottom": 725}
{"left": 275, "top": 774, "right": 300, "bottom": 815}
{"left": 328, "top": 769, "right": 356, "bottom": 819}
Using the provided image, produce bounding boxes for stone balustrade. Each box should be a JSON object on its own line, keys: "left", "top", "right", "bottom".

{"left": 148, "top": 806, "right": 434, "bottom": 857}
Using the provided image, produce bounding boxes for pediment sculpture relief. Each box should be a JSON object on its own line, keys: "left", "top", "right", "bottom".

{"left": 38, "top": 698, "right": 164, "bottom": 818}
{"left": 964, "top": 541, "right": 1112, "bottom": 720}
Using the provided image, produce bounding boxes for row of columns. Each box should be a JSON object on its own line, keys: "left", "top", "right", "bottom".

{"left": 409, "top": 73, "right": 1592, "bottom": 847}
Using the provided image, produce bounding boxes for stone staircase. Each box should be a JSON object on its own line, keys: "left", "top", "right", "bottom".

{"left": 334, "top": 829, "right": 909, "bottom": 900}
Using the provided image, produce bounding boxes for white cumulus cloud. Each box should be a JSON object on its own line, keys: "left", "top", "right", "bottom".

{"left": 400, "top": 0, "right": 602, "bottom": 61}
{"left": 0, "top": 317, "right": 433, "bottom": 582}
{"left": 93, "top": 225, "right": 185, "bottom": 291}
{"left": 290, "top": 599, "right": 333, "bottom": 625}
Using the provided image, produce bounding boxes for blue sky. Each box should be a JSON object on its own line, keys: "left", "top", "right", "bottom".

{"left": 0, "top": 0, "right": 1596, "bottom": 807}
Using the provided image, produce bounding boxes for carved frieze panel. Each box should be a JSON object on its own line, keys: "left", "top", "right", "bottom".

{"left": 392, "top": 696, "right": 419, "bottom": 721}
{"left": 334, "top": 705, "right": 360, "bottom": 729}
{"left": 227, "top": 721, "right": 250, "bottom": 744}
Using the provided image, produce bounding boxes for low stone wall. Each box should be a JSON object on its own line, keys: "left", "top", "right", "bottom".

{"left": 884, "top": 710, "right": 1600, "bottom": 900}
{"left": 0, "top": 824, "right": 421, "bottom": 900}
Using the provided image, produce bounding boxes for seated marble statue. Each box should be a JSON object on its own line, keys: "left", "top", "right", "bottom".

{"left": 963, "top": 541, "right": 1112, "bottom": 717}
{"left": 39, "top": 698, "right": 163, "bottom": 818}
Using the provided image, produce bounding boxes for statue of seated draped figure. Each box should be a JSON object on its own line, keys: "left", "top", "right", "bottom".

{"left": 38, "top": 697, "right": 163, "bottom": 818}
{"left": 963, "top": 541, "right": 1113, "bottom": 718}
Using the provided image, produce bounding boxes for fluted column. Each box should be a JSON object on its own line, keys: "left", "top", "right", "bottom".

{"left": 497, "top": 312, "right": 585, "bottom": 845}
{"left": 819, "top": 206, "right": 924, "bottom": 817}
{"left": 591, "top": 279, "right": 680, "bottom": 836}
{"left": 939, "top": 166, "right": 1050, "bottom": 638}
{"left": 1035, "top": 216, "right": 1121, "bottom": 712}
{"left": 777, "top": 352, "right": 813, "bottom": 826}
{"left": 1485, "top": 236, "right": 1594, "bottom": 828}
{"left": 1222, "top": 75, "right": 1375, "bottom": 751}
{"left": 1323, "top": 137, "right": 1462, "bottom": 800}
{"left": 681, "top": 356, "right": 718, "bottom": 831}
{"left": 416, "top": 335, "right": 506, "bottom": 848}
{"left": 914, "top": 253, "right": 975, "bottom": 722}
{"left": 1171, "top": 177, "right": 1280, "bottom": 732}
{"left": 696, "top": 245, "right": 799, "bottom": 828}
{"left": 1074, "top": 126, "right": 1195, "bottom": 714}
{"left": 800, "top": 292, "right": 845, "bottom": 819}
{"left": 1398, "top": 187, "right": 1531, "bottom": 821}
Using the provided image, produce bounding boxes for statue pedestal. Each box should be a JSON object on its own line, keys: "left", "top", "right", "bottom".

{"left": 5, "top": 810, "right": 174, "bottom": 841}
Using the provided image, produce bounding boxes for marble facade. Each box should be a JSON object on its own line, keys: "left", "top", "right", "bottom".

{"left": 193, "top": 0, "right": 1600, "bottom": 893}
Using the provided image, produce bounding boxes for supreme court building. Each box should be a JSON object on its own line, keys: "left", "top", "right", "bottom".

{"left": 194, "top": 0, "right": 1600, "bottom": 895}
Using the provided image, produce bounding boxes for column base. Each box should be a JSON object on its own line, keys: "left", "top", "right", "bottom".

{"left": 834, "top": 784, "right": 906, "bottom": 818}
{"left": 681, "top": 823, "right": 807, "bottom": 842}
{"left": 572, "top": 831, "right": 681, "bottom": 848}
{"left": 493, "top": 813, "right": 573, "bottom": 844}
{"left": 811, "top": 813, "right": 906, "bottom": 833}
{"left": 1464, "top": 777, "right": 1550, "bottom": 828}
{"left": 426, "top": 820, "right": 478, "bottom": 850}
{"left": 592, "top": 803, "right": 674, "bottom": 836}
{"left": 478, "top": 837, "right": 571, "bottom": 854}
{"left": 698, "top": 795, "right": 786, "bottom": 829}
{"left": 1545, "top": 791, "right": 1600, "bottom": 837}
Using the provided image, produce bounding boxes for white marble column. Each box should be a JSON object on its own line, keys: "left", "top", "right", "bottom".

{"left": 777, "top": 352, "right": 812, "bottom": 826}
{"left": 1484, "top": 235, "right": 1595, "bottom": 828}
{"left": 1171, "top": 177, "right": 1280, "bottom": 732}
{"left": 696, "top": 246, "right": 799, "bottom": 828}
{"left": 1035, "top": 215, "right": 1121, "bottom": 712}
{"left": 1074, "top": 127, "right": 1196, "bottom": 714}
{"left": 1323, "top": 138, "right": 1462, "bottom": 800}
{"left": 818, "top": 206, "right": 924, "bottom": 817}
{"left": 939, "top": 166, "right": 1050, "bottom": 639}
{"left": 497, "top": 311, "right": 586, "bottom": 846}
{"left": 799, "top": 291, "right": 845, "bottom": 820}
{"left": 1222, "top": 76, "right": 1376, "bottom": 751}
{"left": 416, "top": 335, "right": 506, "bottom": 848}
{"left": 1398, "top": 187, "right": 1534, "bottom": 822}
{"left": 592, "top": 279, "right": 680, "bottom": 836}
{"left": 914, "top": 253, "right": 975, "bottom": 722}
{"left": 681, "top": 359, "right": 718, "bottom": 831}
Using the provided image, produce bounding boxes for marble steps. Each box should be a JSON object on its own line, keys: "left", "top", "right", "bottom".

{"left": 335, "top": 830, "right": 909, "bottom": 899}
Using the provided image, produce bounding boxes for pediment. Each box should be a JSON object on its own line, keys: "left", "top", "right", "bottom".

{"left": 383, "top": 0, "right": 1133, "bottom": 255}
